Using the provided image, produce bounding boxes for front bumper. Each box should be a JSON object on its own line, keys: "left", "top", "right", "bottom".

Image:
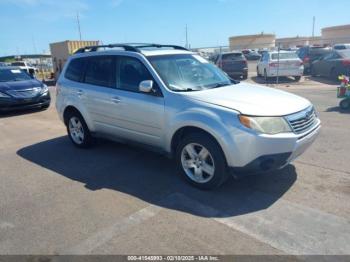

{"left": 224, "top": 122, "right": 321, "bottom": 178}
{"left": 0, "top": 92, "right": 51, "bottom": 112}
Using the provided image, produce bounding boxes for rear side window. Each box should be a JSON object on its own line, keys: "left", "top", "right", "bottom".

{"left": 84, "top": 56, "right": 116, "bottom": 88}
{"left": 118, "top": 56, "right": 153, "bottom": 92}
{"left": 222, "top": 53, "right": 244, "bottom": 61}
{"left": 65, "top": 58, "right": 85, "bottom": 82}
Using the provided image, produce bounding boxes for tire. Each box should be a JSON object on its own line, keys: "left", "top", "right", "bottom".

{"left": 264, "top": 69, "right": 269, "bottom": 83}
{"left": 294, "top": 76, "right": 301, "bottom": 82}
{"left": 176, "top": 133, "right": 229, "bottom": 190}
{"left": 65, "top": 111, "right": 93, "bottom": 148}
{"left": 41, "top": 104, "right": 50, "bottom": 110}
{"left": 330, "top": 68, "right": 338, "bottom": 81}
{"left": 340, "top": 99, "right": 350, "bottom": 110}
{"left": 242, "top": 73, "right": 248, "bottom": 80}
{"left": 310, "top": 66, "right": 316, "bottom": 77}
{"left": 257, "top": 67, "right": 262, "bottom": 77}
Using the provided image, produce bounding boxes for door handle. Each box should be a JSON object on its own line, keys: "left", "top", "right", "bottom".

{"left": 77, "top": 90, "right": 83, "bottom": 96}
{"left": 111, "top": 96, "right": 121, "bottom": 103}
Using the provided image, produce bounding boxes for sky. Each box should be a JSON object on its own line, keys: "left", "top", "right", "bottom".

{"left": 0, "top": 0, "right": 349, "bottom": 56}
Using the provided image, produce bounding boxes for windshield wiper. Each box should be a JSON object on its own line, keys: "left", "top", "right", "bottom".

{"left": 210, "top": 82, "right": 231, "bottom": 88}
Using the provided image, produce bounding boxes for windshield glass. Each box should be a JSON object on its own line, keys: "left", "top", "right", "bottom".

{"left": 271, "top": 53, "right": 298, "bottom": 60}
{"left": 148, "top": 54, "right": 232, "bottom": 91}
{"left": 0, "top": 69, "right": 32, "bottom": 82}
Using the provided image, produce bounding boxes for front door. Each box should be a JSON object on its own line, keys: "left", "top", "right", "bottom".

{"left": 111, "top": 56, "right": 165, "bottom": 147}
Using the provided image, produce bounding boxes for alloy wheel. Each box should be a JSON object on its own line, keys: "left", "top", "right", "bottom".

{"left": 180, "top": 143, "right": 215, "bottom": 183}
{"left": 68, "top": 116, "right": 85, "bottom": 145}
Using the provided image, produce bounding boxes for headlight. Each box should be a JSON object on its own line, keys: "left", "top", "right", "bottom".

{"left": 239, "top": 115, "right": 292, "bottom": 134}
{"left": 0, "top": 91, "right": 10, "bottom": 98}
{"left": 40, "top": 84, "right": 49, "bottom": 94}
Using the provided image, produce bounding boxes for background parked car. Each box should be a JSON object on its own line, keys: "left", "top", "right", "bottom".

{"left": 297, "top": 46, "right": 332, "bottom": 74}
{"left": 0, "top": 66, "right": 50, "bottom": 112}
{"left": 333, "top": 43, "right": 350, "bottom": 50}
{"left": 257, "top": 51, "right": 304, "bottom": 81}
{"left": 311, "top": 50, "right": 350, "bottom": 80}
{"left": 214, "top": 51, "right": 248, "bottom": 79}
{"left": 11, "top": 61, "right": 37, "bottom": 77}
{"left": 242, "top": 49, "right": 261, "bottom": 60}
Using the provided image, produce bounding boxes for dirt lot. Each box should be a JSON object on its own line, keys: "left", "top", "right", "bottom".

{"left": 0, "top": 68, "right": 349, "bottom": 255}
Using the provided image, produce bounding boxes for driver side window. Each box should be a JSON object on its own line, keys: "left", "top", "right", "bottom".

{"left": 118, "top": 56, "right": 155, "bottom": 92}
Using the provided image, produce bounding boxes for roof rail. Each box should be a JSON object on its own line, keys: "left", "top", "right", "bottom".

{"left": 74, "top": 44, "right": 139, "bottom": 54}
{"left": 74, "top": 43, "right": 189, "bottom": 54}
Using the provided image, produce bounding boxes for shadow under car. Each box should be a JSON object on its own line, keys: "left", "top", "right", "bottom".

{"left": 17, "top": 136, "right": 297, "bottom": 218}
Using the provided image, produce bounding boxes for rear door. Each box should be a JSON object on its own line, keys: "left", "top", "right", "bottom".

{"left": 78, "top": 55, "right": 121, "bottom": 135}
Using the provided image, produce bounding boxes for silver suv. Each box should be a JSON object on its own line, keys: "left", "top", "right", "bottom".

{"left": 56, "top": 44, "right": 321, "bottom": 189}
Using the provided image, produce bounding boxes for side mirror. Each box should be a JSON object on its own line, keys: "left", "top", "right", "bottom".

{"left": 139, "top": 80, "right": 153, "bottom": 93}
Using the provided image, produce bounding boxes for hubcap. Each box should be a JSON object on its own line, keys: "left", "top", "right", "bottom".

{"left": 181, "top": 143, "right": 215, "bottom": 183}
{"left": 68, "top": 117, "right": 84, "bottom": 144}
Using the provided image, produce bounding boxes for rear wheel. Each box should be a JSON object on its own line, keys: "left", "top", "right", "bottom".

{"left": 294, "top": 76, "right": 301, "bottom": 82}
{"left": 176, "top": 133, "right": 229, "bottom": 190}
{"left": 310, "top": 66, "right": 317, "bottom": 77}
{"left": 330, "top": 68, "right": 338, "bottom": 81}
{"left": 340, "top": 99, "right": 350, "bottom": 110}
{"left": 257, "top": 67, "right": 262, "bottom": 77}
{"left": 264, "top": 69, "right": 269, "bottom": 82}
{"left": 66, "top": 111, "right": 93, "bottom": 148}
{"left": 242, "top": 73, "right": 248, "bottom": 80}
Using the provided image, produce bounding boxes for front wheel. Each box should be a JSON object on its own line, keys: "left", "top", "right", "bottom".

{"left": 176, "top": 133, "right": 229, "bottom": 190}
{"left": 66, "top": 111, "right": 93, "bottom": 148}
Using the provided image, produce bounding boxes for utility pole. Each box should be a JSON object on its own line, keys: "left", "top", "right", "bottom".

{"left": 312, "top": 16, "right": 315, "bottom": 37}
{"left": 185, "top": 24, "right": 188, "bottom": 49}
{"left": 77, "top": 12, "right": 82, "bottom": 41}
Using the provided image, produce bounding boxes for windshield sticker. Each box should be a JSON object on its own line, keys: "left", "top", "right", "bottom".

{"left": 193, "top": 55, "right": 209, "bottom": 64}
{"left": 11, "top": 70, "right": 21, "bottom": 73}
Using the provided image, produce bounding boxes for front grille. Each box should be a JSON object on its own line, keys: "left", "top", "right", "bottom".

{"left": 6, "top": 88, "right": 41, "bottom": 98}
{"left": 286, "top": 107, "right": 318, "bottom": 134}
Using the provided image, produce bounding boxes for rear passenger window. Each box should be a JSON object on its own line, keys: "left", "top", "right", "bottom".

{"left": 65, "top": 58, "right": 85, "bottom": 82}
{"left": 118, "top": 57, "right": 153, "bottom": 92}
{"left": 84, "top": 56, "right": 116, "bottom": 88}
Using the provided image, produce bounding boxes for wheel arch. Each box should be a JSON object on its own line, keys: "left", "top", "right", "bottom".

{"left": 169, "top": 124, "right": 231, "bottom": 166}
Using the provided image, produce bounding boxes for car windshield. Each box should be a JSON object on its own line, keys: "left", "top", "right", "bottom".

{"left": 148, "top": 54, "right": 233, "bottom": 91}
{"left": 0, "top": 69, "right": 32, "bottom": 82}
{"left": 271, "top": 53, "right": 298, "bottom": 60}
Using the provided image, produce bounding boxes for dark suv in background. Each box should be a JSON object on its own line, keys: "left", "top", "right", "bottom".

{"left": 214, "top": 52, "right": 248, "bottom": 79}
{"left": 297, "top": 46, "right": 332, "bottom": 74}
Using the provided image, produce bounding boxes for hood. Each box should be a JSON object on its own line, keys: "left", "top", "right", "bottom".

{"left": 184, "top": 82, "right": 311, "bottom": 116}
{"left": 0, "top": 79, "right": 43, "bottom": 92}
